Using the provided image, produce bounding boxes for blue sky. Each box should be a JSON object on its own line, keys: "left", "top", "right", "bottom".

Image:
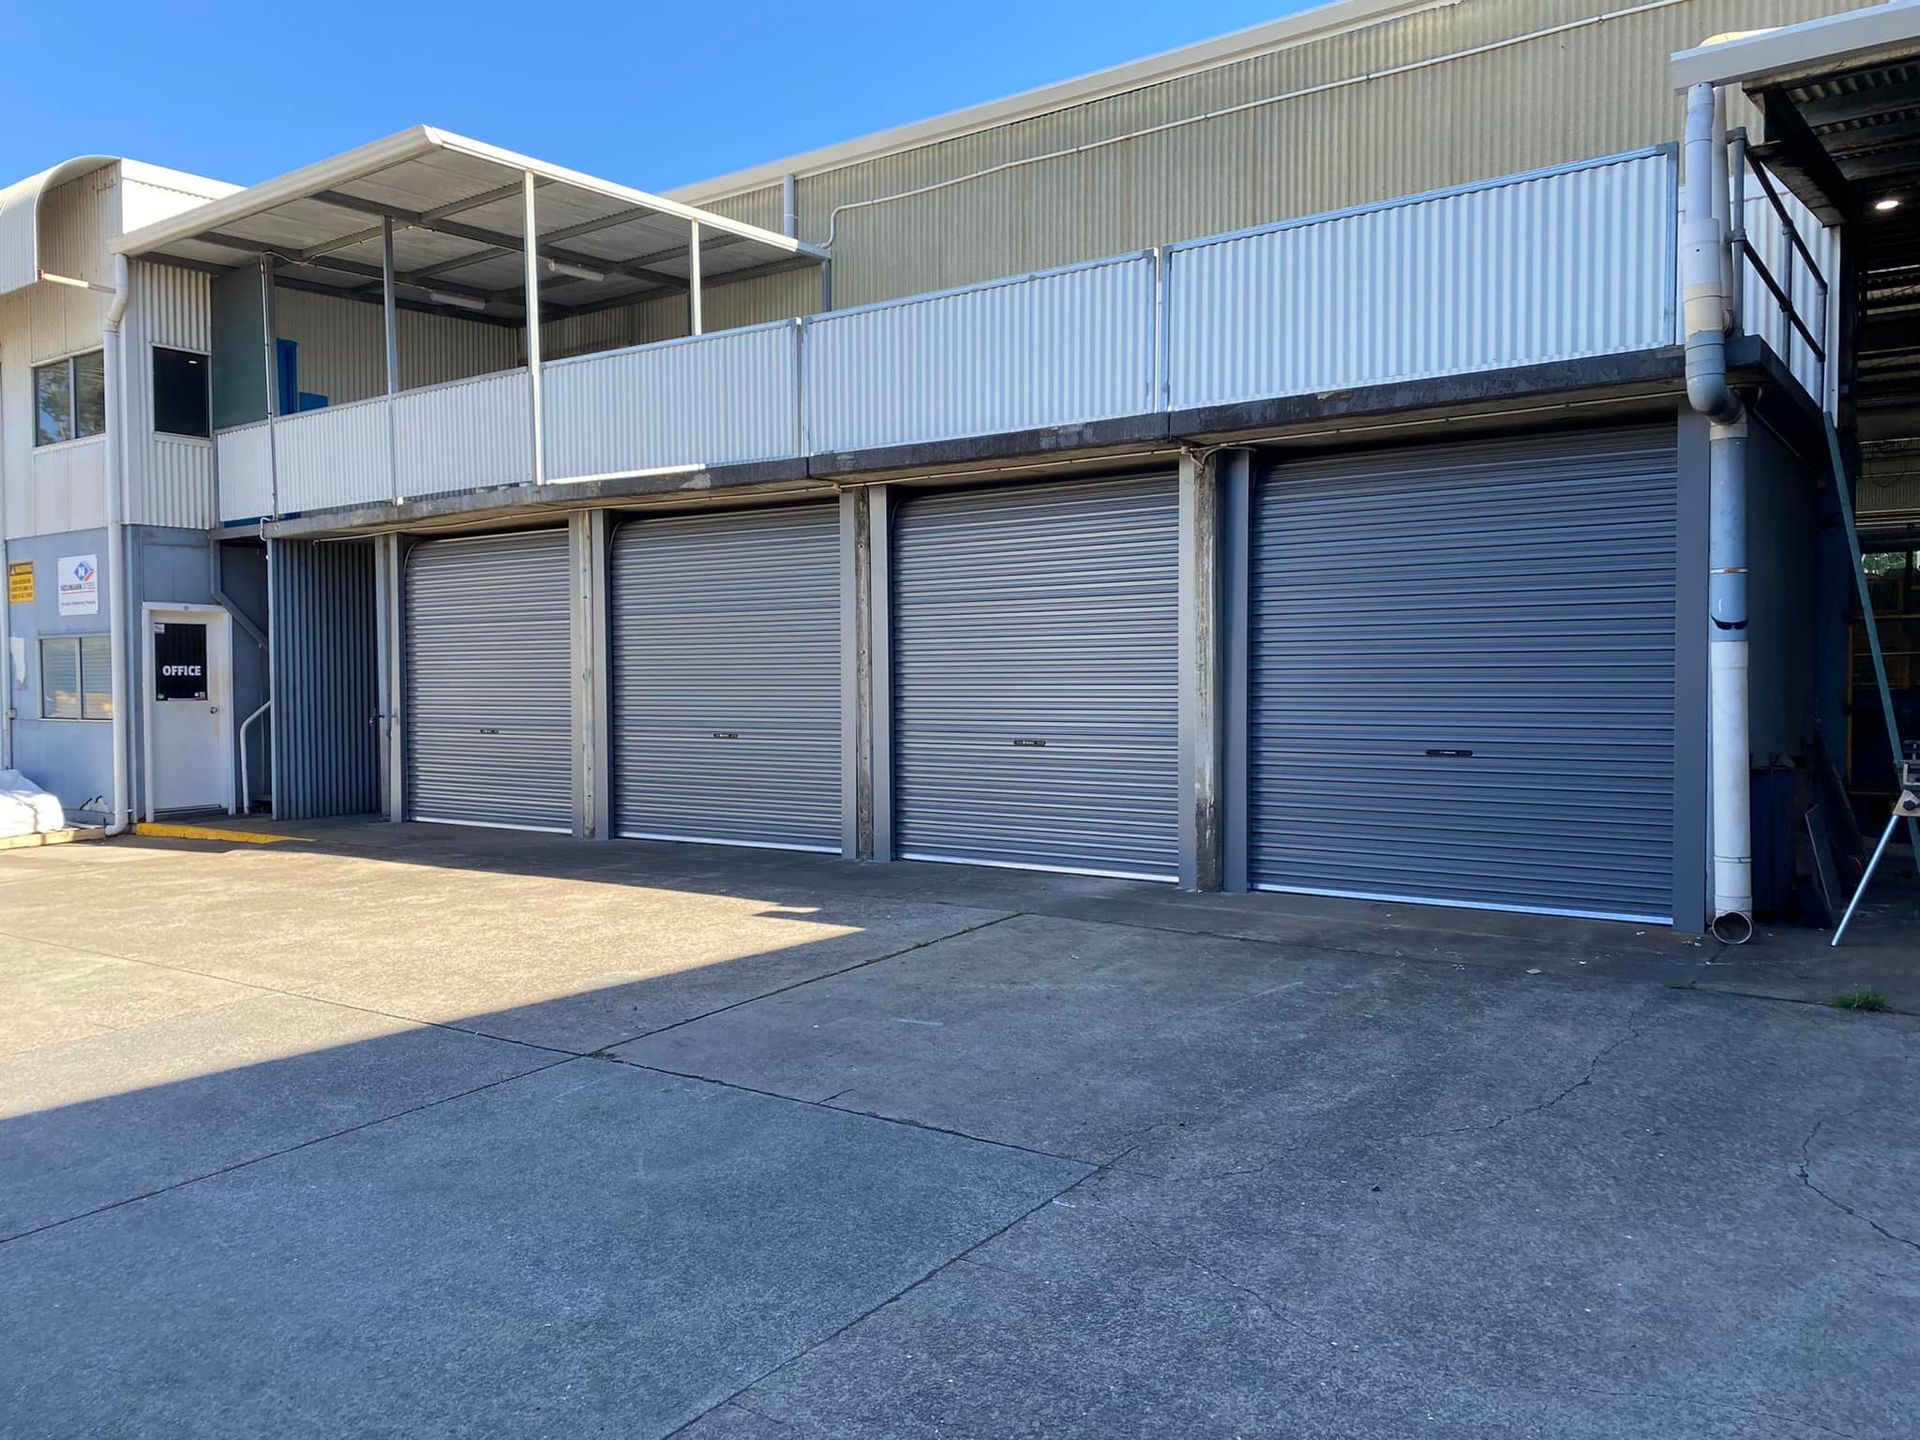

{"left": 4, "top": 1, "right": 1319, "bottom": 193}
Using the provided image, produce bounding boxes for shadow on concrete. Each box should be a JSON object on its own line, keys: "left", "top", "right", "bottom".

{"left": 3, "top": 821, "right": 1919, "bottom": 1438}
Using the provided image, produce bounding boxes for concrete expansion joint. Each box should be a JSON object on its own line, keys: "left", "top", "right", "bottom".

{"left": 1795, "top": 1118, "right": 1920, "bottom": 1258}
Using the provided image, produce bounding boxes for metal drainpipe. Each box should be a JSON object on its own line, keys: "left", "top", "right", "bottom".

{"left": 103, "top": 255, "right": 134, "bottom": 835}
{"left": 1682, "top": 81, "right": 1753, "bottom": 944}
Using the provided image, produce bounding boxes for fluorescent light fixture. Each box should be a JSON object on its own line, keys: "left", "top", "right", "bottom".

{"left": 1875, "top": 196, "right": 1901, "bottom": 212}
{"left": 543, "top": 258, "right": 607, "bottom": 283}
{"left": 426, "top": 290, "right": 487, "bottom": 311}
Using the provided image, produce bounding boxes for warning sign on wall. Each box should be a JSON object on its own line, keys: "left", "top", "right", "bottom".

{"left": 6, "top": 561, "right": 31, "bottom": 604}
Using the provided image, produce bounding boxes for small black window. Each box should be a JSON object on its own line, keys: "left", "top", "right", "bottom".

{"left": 32, "top": 351, "right": 107, "bottom": 446}
{"left": 152, "top": 347, "right": 211, "bottom": 438}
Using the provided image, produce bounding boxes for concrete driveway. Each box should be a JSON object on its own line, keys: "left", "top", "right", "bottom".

{"left": 3, "top": 822, "right": 1917, "bottom": 1439}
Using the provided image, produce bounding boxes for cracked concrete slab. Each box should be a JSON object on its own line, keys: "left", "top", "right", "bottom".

{"left": 6, "top": 825, "right": 1919, "bottom": 1438}
{"left": 687, "top": 991, "right": 1920, "bottom": 1439}
{"left": 0, "top": 1059, "right": 1087, "bottom": 1439}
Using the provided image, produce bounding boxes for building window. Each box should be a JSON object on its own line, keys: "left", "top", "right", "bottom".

{"left": 33, "top": 351, "right": 106, "bottom": 446}
{"left": 39, "top": 635, "right": 112, "bottom": 720}
{"left": 152, "top": 347, "right": 211, "bottom": 438}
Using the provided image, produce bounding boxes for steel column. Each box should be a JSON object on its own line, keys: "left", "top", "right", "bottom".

{"left": 377, "top": 533, "right": 406, "bottom": 821}
{"left": 868, "top": 484, "right": 895, "bottom": 862}
{"left": 522, "top": 171, "right": 546, "bottom": 486}
{"left": 689, "top": 220, "right": 704, "bottom": 336}
{"left": 840, "top": 487, "right": 873, "bottom": 858}
{"left": 1219, "top": 450, "right": 1252, "bottom": 894}
{"left": 572, "top": 509, "right": 612, "bottom": 839}
{"left": 382, "top": 217, "right": 402, "bottom": 502}
{"left": 1179, "top": 450, "right": 1229, "bottom": 891}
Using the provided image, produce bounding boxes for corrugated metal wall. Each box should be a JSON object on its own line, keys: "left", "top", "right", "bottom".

{"left": 269, "top": 537, "right": 380, "bottom": 820}
{"left": 545, "top": 323, "right": 800, "bottom": 479}
{"left": 270, "top": 287, "right": 520, "bottom": 405}
{"left": 678, "top": 0, "right": 1865, "bottom": 312}
{"left": 393, "top": 370, "right": 532, "bottom": 497}
{"left": 273, "top": 398, "right": 392, "bottom": 513}
{"left": 216, "top": 423, "right": 272, "bottom": 523}
{"left": 1168, "top": 150, "right": 1675, "bottom": 410}
{"left": 125, "top": 260, "right": 217, "bottom": 529}
{"left": 806, "top": 253, "right": 1156, "bottom": 453}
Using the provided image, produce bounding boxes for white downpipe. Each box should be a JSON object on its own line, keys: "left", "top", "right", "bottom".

{"left": 1682, "top": 82, "right": 1753, "bottom": 944}
{"left": 103, "top": 255, "right": 133, "bottom": 836}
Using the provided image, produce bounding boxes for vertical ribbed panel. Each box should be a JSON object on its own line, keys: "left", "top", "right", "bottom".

{"left": 1247, "top": 426, "right": 1679, "bottom": 922}
{"left": 891, "top": 473, "right": 1179, "bottom": 880}
{"left": 1739, "top": 178, "right": 1839, "bottom": 411}
{"left": 1167, "top": 151, "right": 1676, "bottom": 410}
{"left": 545, "top": 324, "right": 800, "bottom": 480}
{"left": 273, "top": 398, "right": 391, "bottom": 513}
{"left": 805, "top": 254, "right": 1156, "bottom": 453}
{"left": 393, "top": 371, "right": 533, "bottom": 498}
{"left": 610, "top": 504, "right": 840, "bottom": 850}
{"left": 270, "top": 538, "right": 379, "bottom": 820}
{"left": 271, "top": 288, "right": 520, "bottom": 406}
{"left": 403, "top": 529, "right": 571, "bottom": 832}
{"left": 124, "top": 261, "right": 216, "bottom": 529}
{"left": 216, "top": 423, "right": 273, "bottom": 523}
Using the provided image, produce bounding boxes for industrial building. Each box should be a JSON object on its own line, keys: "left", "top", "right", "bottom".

{"left": 3, "top": 0, "right": 1917, "bottom": 939}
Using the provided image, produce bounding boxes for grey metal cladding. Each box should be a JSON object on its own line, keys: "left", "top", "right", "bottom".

{"left": 1247, "top": 425, "right": 1680, "bottom": 922}
{"left": 890, "top": 472, "right": 1180, "bottom": 879}
{"left": 609, "top": 503, "right": 841, "bottom": 851}
{"left": 403, "top": 528, "right": 573, "bottom": 832}
{"left": 269, "top": 538, "right": 379, "bottom": 820}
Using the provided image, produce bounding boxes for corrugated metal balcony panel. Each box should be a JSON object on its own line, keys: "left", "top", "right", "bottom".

{"left": 272, "top": 397, "right": 392, "bottom": 514}
{"left": 804, "top": 253, "right": 1157, "bottom": 454}
{"left": 545, "top": 323, "right": 800, "bottom": 480}
{"left": 1739, "top": 181, "right": 1839, "bottom": 410}
{"left": 1167, "top": 150, "right": 1676, "bottom": 411}
{"left": 216, "top": 422, "right": 273, "bottom": 524}
{"left": 393, "top": 369, "right": 533, "bottom": 498}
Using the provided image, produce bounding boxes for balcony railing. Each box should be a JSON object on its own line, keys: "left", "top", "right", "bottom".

{"left": 218, "top": 148, "right": 1707, "bottom": 525}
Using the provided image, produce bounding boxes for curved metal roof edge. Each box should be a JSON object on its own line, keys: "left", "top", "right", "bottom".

{"left": 0, "top": 155, "right": 118, "bottom": 296}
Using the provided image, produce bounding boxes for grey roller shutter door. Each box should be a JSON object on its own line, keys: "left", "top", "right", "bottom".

{"left": 404, "top": 529, "right": 572, "bottom": 832}
{"left": 610, "top": 504, "right": 841, "bottom": 851}
{"left": 892, "top": 473, "right": 1179, "bottom": 879}
{"left": 1248, "top": 426, "right": 1678, "bottom": 922}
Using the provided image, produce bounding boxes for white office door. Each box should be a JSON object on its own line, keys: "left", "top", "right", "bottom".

{"left": 149, "top": 612, "right": 229, "bottom": 814}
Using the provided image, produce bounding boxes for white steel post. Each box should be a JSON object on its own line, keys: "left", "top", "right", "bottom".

{"left": 522, "top": 171, "right": 546, "bottom": 486}
{"left": 381, "top": 217, "right": 401, "bottom": 501}
{"left": 688, "top": 220, "right": 704, "bottom": 336}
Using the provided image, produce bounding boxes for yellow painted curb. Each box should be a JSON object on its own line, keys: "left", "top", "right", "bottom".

{"left": 133, "top": 822, "right": 311, "bottom": 845}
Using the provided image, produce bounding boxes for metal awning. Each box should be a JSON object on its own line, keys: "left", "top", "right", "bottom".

{"left": 1674, "top": 2, "right": 1920, "bottom": 448}
{"left": 112, "top": 127, "right": 828, "bottom": 324}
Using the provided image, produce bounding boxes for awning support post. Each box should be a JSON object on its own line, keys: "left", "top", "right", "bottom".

{"left": 522, "top": 170, "right": 546, "bottom": 486}
{"left": 381, "top": 217, "right": 401, "bottom": 502}
{"left": 689, "top": 220, "right": 704, "bottom": 336}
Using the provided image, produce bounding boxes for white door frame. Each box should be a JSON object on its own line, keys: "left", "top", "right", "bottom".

{"left": 141, "top": 602, "right": 235, "bottom": 820}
